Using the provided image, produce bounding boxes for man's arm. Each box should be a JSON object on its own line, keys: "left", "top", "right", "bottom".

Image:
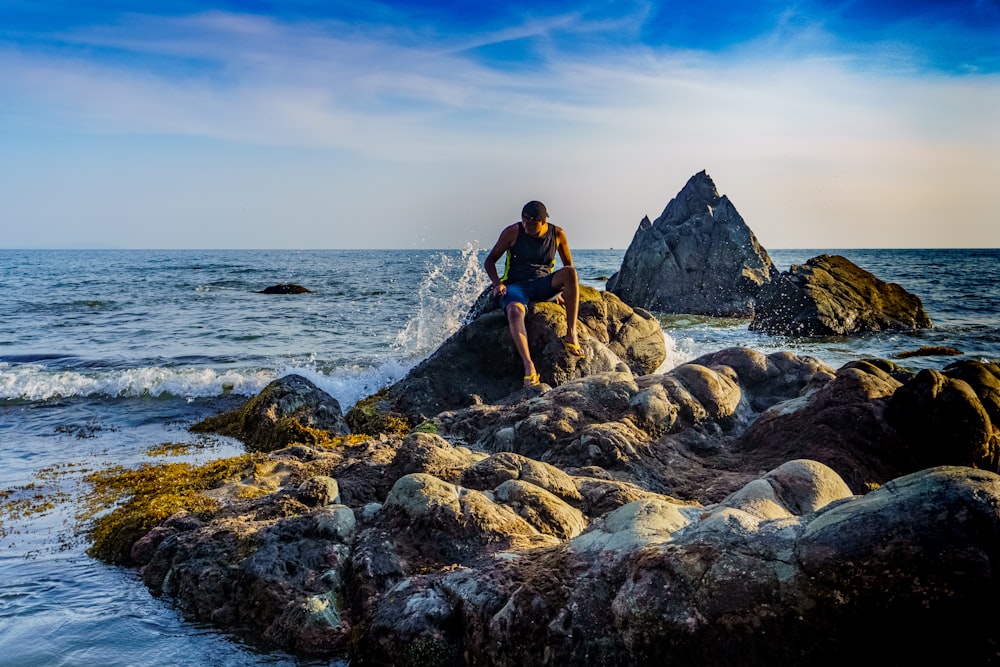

{"left": 554, "top": 226, "right": 574, "bottom": 267}
{"left": 485, "top": 224, "right": 518, "bottom": 294}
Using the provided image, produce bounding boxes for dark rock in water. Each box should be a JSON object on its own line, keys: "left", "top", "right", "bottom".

{"left": 750, "top": 254, "right": 932, "bottom": 336}
{"left": 142, "top": 497, "right": 360, "bottom": 656}
{"left": 608, "top": 170, "right": 777, "bottom": 316}
{"left": 259, "top": 283, "right": 313, "bottom": 294}
{"left": 374, "top": 285, "right": 666, "bottom": 425}
{"left": 894, "top": 345, "right": 962, "bottom": 359}
{"left": 191, "top": 374, "right": 349, "bottom": 451}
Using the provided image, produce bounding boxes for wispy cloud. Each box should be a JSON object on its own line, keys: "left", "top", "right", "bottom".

{"left": 1, "top": 3, "right": 997, "bottom": 248}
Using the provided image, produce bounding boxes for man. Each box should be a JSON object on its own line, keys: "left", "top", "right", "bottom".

{"left": 484, "top": 200, "right": 584, "bottom": 388}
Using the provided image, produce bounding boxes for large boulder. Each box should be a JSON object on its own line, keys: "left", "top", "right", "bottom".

{"left": 608, "top": 170, "right": 777, "bottom": 316}
{"left": 362, "top": 285, "right": 666, "bottom": 425}
{"left": 737, "top": 357, "right": 1000, "bottom": 492}
{"left": 190, "top": 374, "right": 349, "bottom": 451}
{"left": 750, "top": 254, "right": 932, "bottom": 336}
{"left": 736, "top": 358, "right": 916, "bottom": 492}
{"left": 886, "top": 365, "right": 1000, "bottom": 472}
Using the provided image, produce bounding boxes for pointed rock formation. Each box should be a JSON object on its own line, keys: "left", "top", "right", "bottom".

{"left": 608, "top": 170, "right": 777, "bottom": 316}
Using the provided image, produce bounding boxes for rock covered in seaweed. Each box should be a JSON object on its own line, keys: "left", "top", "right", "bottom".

{"left": 191, "top": 374, "right": 349, "bottom": 451}
{"left": 607, "top": 170, "right": 778, "bottom": 316}
{"left": 749, "top": 253, "right": 932, "bottom": 336}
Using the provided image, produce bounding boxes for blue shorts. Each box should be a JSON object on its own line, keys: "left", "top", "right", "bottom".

{"left": 501, "top": 274, "right": 560, "bottom": 311}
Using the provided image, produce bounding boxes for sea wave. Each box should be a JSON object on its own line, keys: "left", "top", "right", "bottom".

{"left": 0, "top": 359, "right": 420, "bottom": 409}
{"left": 284, "top": 358, "right": 418, "bottom": 410}
{"left": 0, "top": 362, "right": 275, "bottom": 402}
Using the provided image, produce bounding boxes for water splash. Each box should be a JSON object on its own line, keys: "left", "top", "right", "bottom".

{"left": 274, "top": 245, "right": 491, "bottom": 410}
{"left": 392, "top": 244, "right": 488, "bottom": 359}
{"left": 654, "top": 333, "right": 695, "bottom": 374}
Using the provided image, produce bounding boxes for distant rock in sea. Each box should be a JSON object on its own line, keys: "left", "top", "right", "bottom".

{"left": 608, "top": 170, "right": 777, "bottom": 317}
{"left": 895, "top": 346, "right": 963, "bottom": 359}
{"left": 750, "top": 254, "right": 932, "bottom": 336}
{"left": 258, "top": 283, "right": 314, "bottom": 294}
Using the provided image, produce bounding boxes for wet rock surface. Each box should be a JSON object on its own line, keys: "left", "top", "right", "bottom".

{"left": 191, "top": 374, "right": 349, "bottom": 452}
{"left": 750, "top": 253, "right": 933, "bottom": 336}
{"left": 372, "top": 285, "right": 666, "bottom": 425}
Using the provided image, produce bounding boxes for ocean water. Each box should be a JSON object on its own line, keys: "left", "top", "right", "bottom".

{"left": 1, "top": 247, "right": 998, "bottom": 665}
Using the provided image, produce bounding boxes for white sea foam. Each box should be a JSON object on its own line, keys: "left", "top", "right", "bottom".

{"left": 279, "top": 357, "right": 415, "bottom": 411}
{"left": 655, "top": 332, "right": 695, "bottom": 374}
{"left": 0, "top": 362, "right": 276, "bottom": 401}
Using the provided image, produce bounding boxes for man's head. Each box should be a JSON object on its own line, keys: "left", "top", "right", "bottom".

{"left": 521, "top": 201, "right": 548, "bottom": 223}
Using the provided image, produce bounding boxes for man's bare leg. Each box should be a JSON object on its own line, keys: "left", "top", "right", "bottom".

{"left": 551, "top": 267, "right": 583, "bottom": 355}
{"left": 506, "top": 302, "right": 538, "bottom": 385}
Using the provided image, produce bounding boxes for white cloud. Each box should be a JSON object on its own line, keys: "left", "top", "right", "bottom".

{"left": 1, "top": 10, "right": 998, "bottom": 249}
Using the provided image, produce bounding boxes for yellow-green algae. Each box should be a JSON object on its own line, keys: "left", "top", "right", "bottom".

{"left": 412, "top": 420, "right": 439, "bottom": 434}
{"left": 145, "top": 441, "right": 193, "bottom": 457}
{"left": 192, "top": 406, "right": 340, "bottom": 451}
{"left": 312, "top": 433, "right": 371, "bottom": 449}
{"left": 345, "top": 389, "right": 412, "bottom": 436}
{"left": 1, "top": 484, "right": 62, "bottom": 539}
{"left": 1, "top": 462, "right": 86, "bottom": 540}
{"left": 81, "top": 453, "right": 268, "bottom": 564}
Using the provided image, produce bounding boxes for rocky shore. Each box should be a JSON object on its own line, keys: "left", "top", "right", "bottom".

{"left": 84, "top": 289, "right": 1000, "bottom": 665}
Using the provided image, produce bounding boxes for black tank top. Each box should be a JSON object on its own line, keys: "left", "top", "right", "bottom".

{"left": 502, "top": 222, "right": 557, "bottom": 284}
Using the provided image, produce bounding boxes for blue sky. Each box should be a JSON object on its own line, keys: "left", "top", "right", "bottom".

{"left": 1, "top": 1, "right": 998, "bottom": 249}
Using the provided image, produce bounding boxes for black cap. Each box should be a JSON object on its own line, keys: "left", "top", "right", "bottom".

{"left": 521, "top": 201, "right": 548, "bottom": 222}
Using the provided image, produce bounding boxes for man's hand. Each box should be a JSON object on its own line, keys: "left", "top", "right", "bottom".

{"left": 554, "top": 293, "right": 565, "bottom": 306}
{"left": 493, "top": 284, "right": 507, "bottom": 297}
